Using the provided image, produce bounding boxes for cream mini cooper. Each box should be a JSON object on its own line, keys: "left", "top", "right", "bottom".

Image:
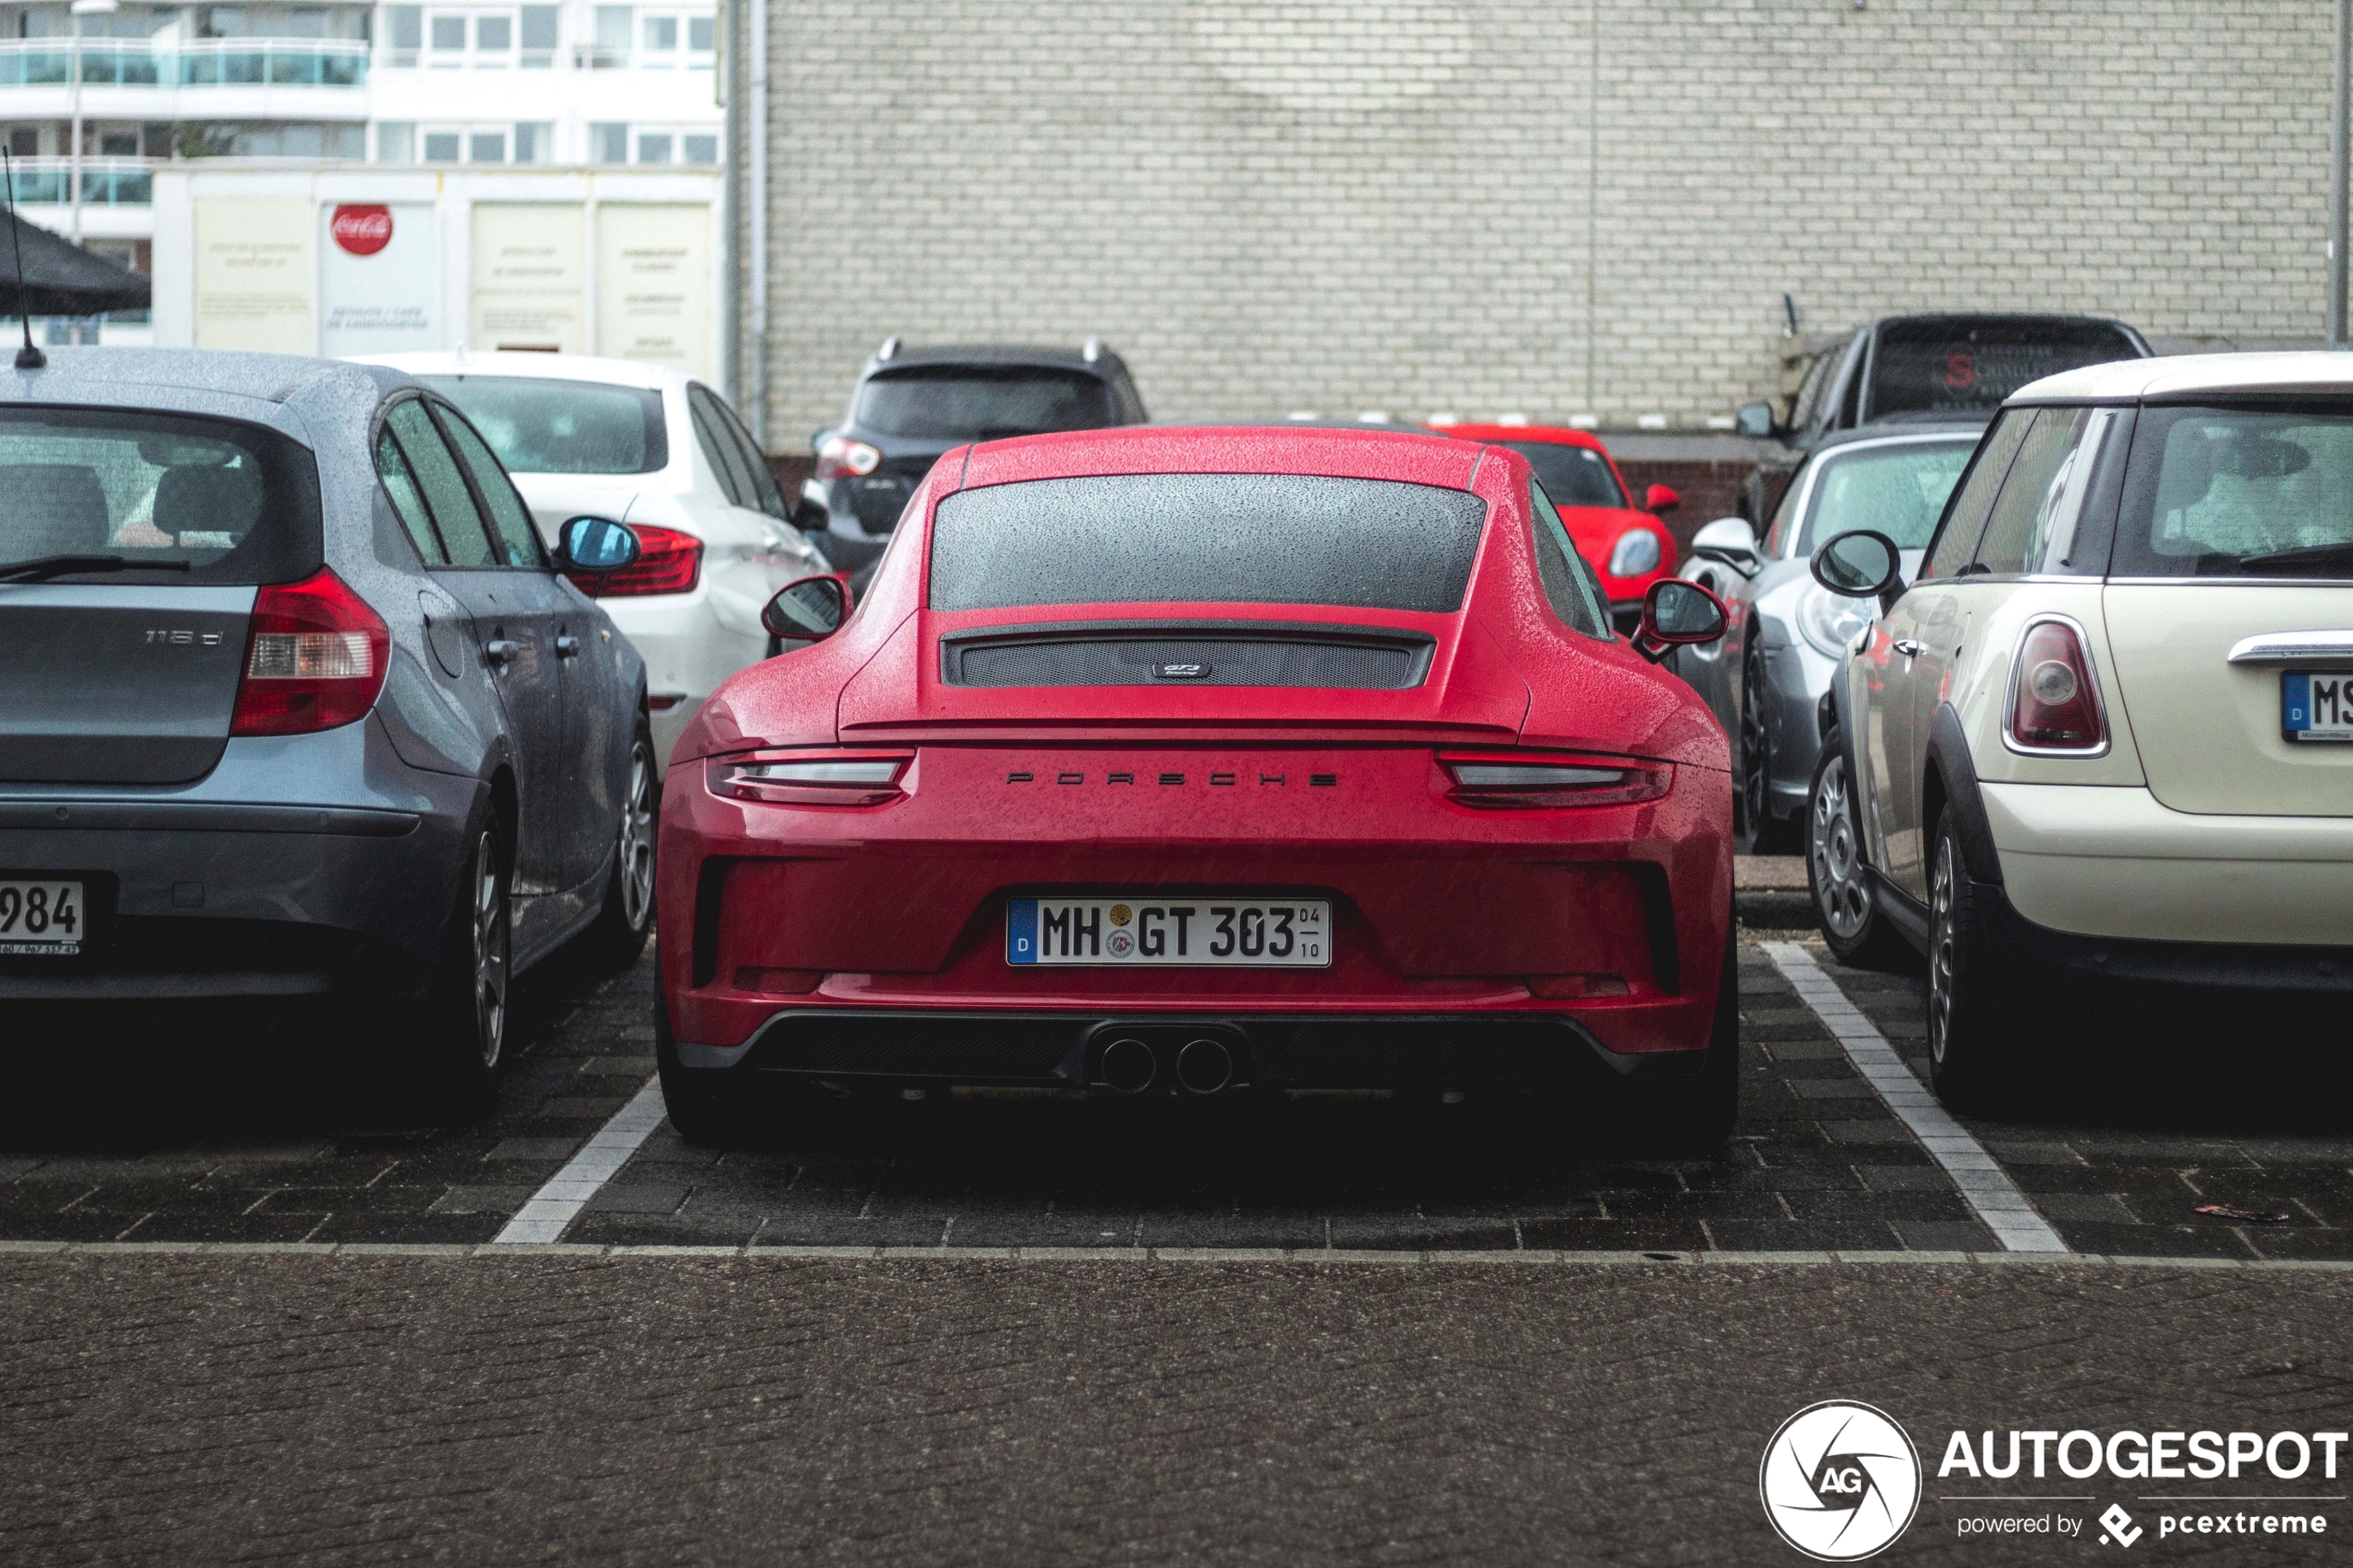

{"left": 1806, "top": 353, "right": 2353, "bottom": 1107}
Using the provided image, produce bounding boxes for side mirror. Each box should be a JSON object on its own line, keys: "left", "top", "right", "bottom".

{"left": 557, "top": 515, "right": 641, "bottom": 572}
{"left": 761, "top": 572, "right": 851, "bottom": 644}
{"left": 1689, "top": 515, "right": 1759, "bottom": 575}
{"left": 1733, "top": 401, "right": 1779, "bottom": 440}
{"left": 1810, "top": 530, "right": 1904, "bottom": 606}
{"left": 1632, "top": 578, "right": 1728, "bottom": 663}
{"left": 1643, "top": 483, "right": 1681, "bottom": 515}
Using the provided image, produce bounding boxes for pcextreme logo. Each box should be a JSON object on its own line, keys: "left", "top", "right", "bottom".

{"left": 1761, "top": 1400, "right": 1924, "bottom": 1562}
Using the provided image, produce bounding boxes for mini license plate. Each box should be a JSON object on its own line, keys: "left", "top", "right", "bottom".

{"left": 1008, "top": 897, "right": 1330, "bottom": 967}
{"left": 2283, "top": 672, "right": 2353, "bottom": 741}
{"left": 0, "top": 879, "right": 85, "bottom": 956}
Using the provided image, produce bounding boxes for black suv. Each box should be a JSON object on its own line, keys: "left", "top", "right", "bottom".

{"left": 803, "top": 341, "right": 1148, "bottom": 565}
{"left": 1729, "top": 313, "right": 2150, "bottom": 523}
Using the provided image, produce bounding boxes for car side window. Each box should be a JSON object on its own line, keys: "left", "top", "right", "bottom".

{"left": 1763, "top": 458, "right": 1808, "bottom": 557}
{"left": 434, "top": 403, "right": 547, "bottom": 569}
{"left": 1919, "top": 408, "right": 2030, "bottom": 580}
{"left": 376, "top": 427, "right": 447, "bottom": 565}
{"left": 1971, "top": 408, "right": 2095, "bottom": 577}
{"left": 385, "top": 399, "right": 497, "bottom": 568}
{"left": 1529, "top": 479, "right": 1608, "bottom": 638}
{"left": 1789, "top": 354, "right": 1833, "bottom": 435}
{"left": 686, "top": 385, "right": 755, "bottom": 506}
{"left": 709, "top": 389, "right": 792, "bottom": 519}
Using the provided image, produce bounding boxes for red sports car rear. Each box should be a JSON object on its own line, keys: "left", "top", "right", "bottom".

{"left": 655, "top": 426, "right": 1737, "bottom": 1146}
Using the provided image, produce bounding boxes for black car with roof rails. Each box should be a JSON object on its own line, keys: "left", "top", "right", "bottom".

{"left": 1730, "top": 313, "right": 2153, "bottom": 525}
{"left": 801, "top": 339, "right": 1147, "bottom": 571}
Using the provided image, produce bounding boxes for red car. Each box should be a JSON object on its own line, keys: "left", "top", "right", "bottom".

{"left": 654, "top": 426, "right": 1738, "bottom": 1148}
{"left": 1434, "top": 424, "right": 1679, "bottom": 627}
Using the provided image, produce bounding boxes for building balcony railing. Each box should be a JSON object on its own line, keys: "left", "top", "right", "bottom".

{"left": 0, "top": 38, "right": 369, "bottom": 89}
{"left": 4, "top": 157, "right": 155, "bottom": 205}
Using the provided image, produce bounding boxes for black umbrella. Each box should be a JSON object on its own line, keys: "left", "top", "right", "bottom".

{"left": 0, "top": 201, "right": 151, "bottom": 318}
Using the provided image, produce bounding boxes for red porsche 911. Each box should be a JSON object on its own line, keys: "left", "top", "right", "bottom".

{"left": 1433, "top": 423, "right": 1680, "bottom": 628}
{"left": 654, "top": 426, "right": 1738, "bottom": 1148}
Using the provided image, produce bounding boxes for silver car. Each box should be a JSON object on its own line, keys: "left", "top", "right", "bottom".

{"left": 0, "top": 348, "right": 652, "bottom": 1111}
{"left": 1669, "top": 420, "right": 1981, "bottom": 849}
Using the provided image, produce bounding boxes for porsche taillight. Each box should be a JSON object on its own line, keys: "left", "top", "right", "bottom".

{"left": 707, "top": 750, "right": 913, "bottom": 807}
{"left": 2007, "top": 619, "right": 2106, "bottom": 753}
{"left": 1438, "top": 753, "right": 1671, "bottom": 809}
{"left": 229, "top": 568, "right": 390, "bottom": 737}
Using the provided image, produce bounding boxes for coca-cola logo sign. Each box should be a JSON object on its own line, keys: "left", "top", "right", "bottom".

{"left": 330, "top": 205, "right": 394, "bottom": 257}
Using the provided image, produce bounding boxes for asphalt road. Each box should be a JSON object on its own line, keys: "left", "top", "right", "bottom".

{"left": 6, "top": 1252, "right": 2351, "bottom": 1565}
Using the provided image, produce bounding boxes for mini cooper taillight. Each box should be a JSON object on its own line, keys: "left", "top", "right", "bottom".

{"left": 229, "top": 567, "right": 390, "bottom": 736}
{"left": 708, "top": 751, "right": 913, "bottom": 807}
{"left": 568, "top": 524, "right": 702, "bottom": 597}
{"left": 814, "top": 435, "right": 883, "bottom": 480}
{"left": 1439, "top": 753, "right": 1670, "bottom": 809}
{"left": 2007, "top": 618, "right": 2106, "bottom": 752}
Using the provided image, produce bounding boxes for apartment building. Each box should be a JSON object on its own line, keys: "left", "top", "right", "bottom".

{"left": 0, "top": 0, "right": 717, "bottom": 340}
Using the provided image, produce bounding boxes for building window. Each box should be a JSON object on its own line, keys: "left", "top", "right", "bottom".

{"left": 687, "top": 14, "right": 711, "bottom": 51}
{"left": 384, "top": 4, "right": 421, "bottom": 65}
{"left": 469, "top": 129, "right": 506, "bottom": 162}
{"left": 682, "top": 132, "right": 716, "bottom": 164}
{"left": 641, "top": 14, "right": 673, "bottom": 51}
{"left": 377, "top": 120, "right": 416, "bottom": 162}
{"left": 475, "top": 14, "right": 510, "bottom": 52}
{"left": 422, "top": 129, "right": 460, "bottom": 161}
{"left": 635, "top": 131, "right": 671, "bottom": 164}
{"left": 591, "top": 5, "right": 629, "bottom": 66}
{"left": 589, "top": 120, "right": 626, "bottom": 163}
{"left": 519, "top": 5, "right": 557, "bottom": 67}
{"left": 6, "top": 129, "right": 39, "bottom": 157}
{"left": 513, "top": 120, "right": 551, "bottom": 162}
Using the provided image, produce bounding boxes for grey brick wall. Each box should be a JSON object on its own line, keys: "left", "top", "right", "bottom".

{"left": 752, "top": 0, "right": 2329, "bottom": 448}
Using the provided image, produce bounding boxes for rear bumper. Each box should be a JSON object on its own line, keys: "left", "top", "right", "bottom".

{"left": 673, "top": 1008, "right": 1710, "bottom": 1085}
{"left": 657, "top": 743, "right": 1733, "bottom": 1056}
{"left": 1975, "top": 872, "right": 2353, "bottom": 996}
{"left": 1982, "top": 782, "right": 2353, "bottom": 946}
{"left": 0, "top": 722, "right": 480, "bottom": 999}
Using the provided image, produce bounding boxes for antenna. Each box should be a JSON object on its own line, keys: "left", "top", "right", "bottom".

{"left": 4, "top": 148, "right": 44, "bottom": 370}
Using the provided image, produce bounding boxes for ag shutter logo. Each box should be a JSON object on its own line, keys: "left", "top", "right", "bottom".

{"left": 330, "top": 204, "right": 395, "bottom": 257}
{"left": 1761, "top": 1400, "right": 1923, "bottom": 1562}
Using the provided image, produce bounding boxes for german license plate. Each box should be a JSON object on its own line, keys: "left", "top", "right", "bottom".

{"left": 2283, "top": 672, "right": 2353, "bottom": 741}
{"left": 1007, "top": 897, "right": 1330, "bottom": 967}
{"left": 0, "top": 879, "right": 85, "bottom": 956}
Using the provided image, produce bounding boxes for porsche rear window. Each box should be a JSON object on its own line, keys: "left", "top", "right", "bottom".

{"left": 928, "top": 473, "right": 1488, "bottom": 612}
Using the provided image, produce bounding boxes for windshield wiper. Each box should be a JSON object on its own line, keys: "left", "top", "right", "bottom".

{"left": 0, "top": 554, "right": 195, "bottom": 583}
{"left": 2231, "top": 541, "right": 2353, "bottom": 577}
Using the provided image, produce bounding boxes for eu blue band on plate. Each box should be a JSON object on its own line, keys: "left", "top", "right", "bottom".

{"left": 1007, "top": 897, "right": 1038, "bottom": 963}
{"left": 2285, "top": 671, "right": 2311, "bottom": 732}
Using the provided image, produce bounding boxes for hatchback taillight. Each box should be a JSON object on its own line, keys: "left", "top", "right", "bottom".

{"left": 815, "top": 436, "right": 883, "bottom": 481}
{"left": 708, "top": 751, "right": 913, "bottom": 807}
{"left": 569, "top": 525, "right": 702, "bottom": 597}
{"left": 229, "top": 567, "right": 390, "bottom": 736}
{"left": 2007, "top": 618, "right": 2106, "bottom": 752}
{"left": 1438, "top": 753, "right": 1670, "bottom": 809}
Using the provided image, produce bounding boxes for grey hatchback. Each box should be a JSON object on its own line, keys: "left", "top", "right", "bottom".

{"left": 0, "top": 348, "right": 654, "bottom": 1110}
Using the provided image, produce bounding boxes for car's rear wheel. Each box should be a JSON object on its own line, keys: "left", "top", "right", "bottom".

{"left": 578, "top": 720, "right": 657, "bottom": 971}
{"left": 1628, "top": 921, "right": 1740, "bottom": 1154}
{"left": 1743, "top": 641, "right": 1799, "bottom": 853}
{"left": 419, "top": 819, "right": 511, "bottom": 1120}
{"left": 653, "top": 941, "right": 754, "bottom": 1147}
{"left": 1924, "top": 812, "right": 2022, "bottom": 1113}
{"left": 1806, "top": 731, "right": 1914, "bottom": 971}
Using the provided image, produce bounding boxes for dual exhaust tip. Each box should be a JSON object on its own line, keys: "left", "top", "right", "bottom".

{"left": 1098, "top": 1034, "right": 1240, "bottom": 1097}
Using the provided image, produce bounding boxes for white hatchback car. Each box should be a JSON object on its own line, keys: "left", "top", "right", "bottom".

{"left": 358, "top": 353, "right": 830, "bottom": 763}
{"left": 1806, "top": 353, "right": 2353, "bottom": 1107}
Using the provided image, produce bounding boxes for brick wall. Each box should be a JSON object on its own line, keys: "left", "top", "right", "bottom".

{"left": 751, "top": 0, "right": 2328, "bottom": 452}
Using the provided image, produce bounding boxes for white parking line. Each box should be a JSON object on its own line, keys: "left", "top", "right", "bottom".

{"left": 491, "top": 1078, "right": 669, "bottom": 1246}
{"left": 1761, "top": 941, "right": 2069, "bottom": 1254}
